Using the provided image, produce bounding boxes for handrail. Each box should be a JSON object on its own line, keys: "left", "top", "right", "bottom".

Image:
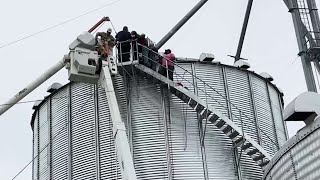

{"left": 114, "top": 42, "right": 281, "bottom": 153}
{"left": 141, "top": 55, "right": 277, "bottom": 153}
{"left": 142, "top": 44, "right": 281, "bottom": 150}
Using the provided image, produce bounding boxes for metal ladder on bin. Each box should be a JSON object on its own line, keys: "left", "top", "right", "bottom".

{"left": 134, "top": 64, "right": 272, "bottom": 168}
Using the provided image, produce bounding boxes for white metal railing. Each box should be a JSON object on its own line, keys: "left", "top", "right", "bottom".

{"left": 123, "top": 43, "right": 282, "bottom": 155}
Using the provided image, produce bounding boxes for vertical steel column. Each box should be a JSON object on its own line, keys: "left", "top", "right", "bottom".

{"left": 234, "top": 0, "right": 254, "bottom": 62}
{"left": 307, "top": 0, "right": 320, "bottom": 83}
{"left": 266, "top": 83, "right": 280, "bottom": 153}
{"left": 222, "top": 66, "right": 242, "bottom": 180}
{"left": 48, "top": 97, "right": 52, "bottom": 179}
{"left": 191, "top": 64, "right": 209, "bottom": 180}
{"left": 126, "top": 78, "right": 134, "bottom": 152}
{"left": 36, "top": 111, "right": 40, "bottom": 180}
{"left": 161, "top": 88, "right": 173, "bottom": 180}
{"left": 155, "top": 0, "right": 208, "bottom": 50}
{"left": 307, "top": 0, "right": 320, "bottom": 45}
{"left": 32, "top": 121, "right": 35, "bottom": 180}
{"left": 94, "top": 85, "right": 101, "bottom": 180}
{"left": 278, "top": 93, "right": 289, "bottom": 140}
{"left": 288, "top": 0, "right": 318, "bottom": 92}
{"left": 67, "top": 85, "right": 73, "bottom": 180}
{"left": 247, "top": 73, "right": 261, "bottom": 145}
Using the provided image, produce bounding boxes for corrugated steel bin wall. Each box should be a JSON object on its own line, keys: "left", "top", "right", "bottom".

{"left": 31, "top": 62, "right": 287, "bottom": 179}
{"left": 264, "top": 119, "right": 320, "bottom": 180}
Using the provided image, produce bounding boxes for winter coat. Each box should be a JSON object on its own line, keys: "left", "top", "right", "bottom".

{"left": 161, "top": 53, "right": 175, "bottom": 67}
{"left": 96, "top": 32, "right": 115, "bottom": 48}
{"left": 115, "top": 31, "right": 131, "bottom": 42}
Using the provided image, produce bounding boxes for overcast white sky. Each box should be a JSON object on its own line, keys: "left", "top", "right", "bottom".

{"left": 0, "top": 0, "right": 317, "bottom": 179}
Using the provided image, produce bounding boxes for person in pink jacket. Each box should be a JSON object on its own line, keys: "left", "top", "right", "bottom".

{"left": 160, "top": 49, "right": 175, "bottom": 80}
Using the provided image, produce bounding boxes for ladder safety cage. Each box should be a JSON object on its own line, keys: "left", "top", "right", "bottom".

{"left": 291, "top": 0, "right": 320, "bottom": 58}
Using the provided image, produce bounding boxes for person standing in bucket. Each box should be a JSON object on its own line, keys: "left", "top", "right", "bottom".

{"left": 95, "top": 28, "right": 115, "bottom": 57}
{"left": 116, "top": 26, "right": 131, "bottom": 62}
{"left": 160, "top": 49, "right": 175, "bottom": 81}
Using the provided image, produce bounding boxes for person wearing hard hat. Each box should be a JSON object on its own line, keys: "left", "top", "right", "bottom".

{"left": 95, "top": 27, "right": 116, "bottom": 57}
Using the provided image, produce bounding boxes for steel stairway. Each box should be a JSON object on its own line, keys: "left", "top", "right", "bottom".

{"left": 134, "top": 63, "right": 272, "bottom": 169}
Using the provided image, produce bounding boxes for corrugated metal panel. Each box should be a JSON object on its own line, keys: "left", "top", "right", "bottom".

{"left": 70, "top": 83, "right": 97, "bottom": 180}
{"left": 169, "top": 63, "right": 205, "bottom": 179}
{"left": 31, "top": 62, "right": 286, "bottom": 180}
{"left": 113, "top": 74, "right": 129, "bottom": 130}
{"left": 225, "top": 68, "right": 257, "bottom": 142}
{"left": 193, "top": 64, "right": 237, "bottom": 179}
{"left": 269, "top": 150, "right": 294, "bottom": 179}
{"left": 38, "top": 102, "right": 49, "bottom": 180}
{"left": 224, "top": 67, "right": 262, "bottom": 179}
{"left": 291, "top": 128, "right": 320, "bottom": 180}
{"left": 194, "top": 64, "right": 229, "bottom": 117}
{"left": 268, "top": 85, "right": 287, "bottom": 147}
{"left": 33, "top": 112, "right": 39, "bottom": 180}
{"left": 264, "top": 121, "right": 320, "bottom": 180}
{"left": 251, "top": 76, "right": 278, "bottom": 155}
{"left": 167, "top": 92, "right": 205, "bottom": 179}
{"left": 97, "top": 84, "right": 122, "bottom": 179}
{"left": 129, "top": 76, "right": 169, "bottom": 179}
{"left": 51, "top": 87, "right": 68, "bottom": 179}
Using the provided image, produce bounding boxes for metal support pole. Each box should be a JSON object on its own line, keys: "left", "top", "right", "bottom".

{"left": 234, "top": 0, "right": 254, "bottom": 62}
{"left": 307, "top": 0, "right": 320, "bottom": 46}
{"left": 287, "top": 0, "right": 318, "bottom": 92}
{"left": 0, "top": 58, "right": 68, "bottom": 116}
{"left": 155, "top": 0, "right": 208, "bottom": 50}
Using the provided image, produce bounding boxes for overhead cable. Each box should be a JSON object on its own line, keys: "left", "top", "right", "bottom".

{"left": 0, "top": 0, "right": 121, "bottom": 50}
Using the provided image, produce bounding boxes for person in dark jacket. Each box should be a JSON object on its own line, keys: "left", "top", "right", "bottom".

{"left": 131, "top": 31, "right": 139, "bottom": 60}
{"left": 148, "top": 43, "right": 160, "bottom": 71}
{"left": 138, "top": 33, "right": 149, "bottom": 65}
{"left": 115, "top": 26, "right": 131, "bottom": 62}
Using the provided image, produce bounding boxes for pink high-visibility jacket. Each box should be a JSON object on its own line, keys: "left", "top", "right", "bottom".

{"left": 161, "top": 53, "right": 175, "bottom": 67}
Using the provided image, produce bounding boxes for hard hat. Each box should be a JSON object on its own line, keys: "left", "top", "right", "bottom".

{"left": 107, "top": 28, "right": 112, "bottom": 32}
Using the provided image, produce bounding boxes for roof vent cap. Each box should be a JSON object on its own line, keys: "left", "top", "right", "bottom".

{"left": 260, "top": 72, "right": 274, "bottom": 81}
{"left": 199, "top": 53, "right": 215, "bottom": 62}
{"left": 47, "top": 83, "right": 62, "bottom": 93}
{"left": 233, "top": 60, "right": 250, "bottom": 69}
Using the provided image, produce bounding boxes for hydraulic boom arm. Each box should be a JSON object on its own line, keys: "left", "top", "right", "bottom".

{"left": 0, "top": 17, "right": 109, "bottom": 117}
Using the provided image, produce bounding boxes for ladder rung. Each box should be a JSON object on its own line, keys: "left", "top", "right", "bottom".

{"left": 215, "top": 120, "right": 226, "bottom": 128}
{"left": 234, "top": 137, "right": 244, "bottom": 146}
{"left": 242, "top": 142, "right": 252, "bottom": 150}
{"left": 228, "top": 131, "right": 239, "bottom": 139}
{"left": 222, "top": 125, "right": 232, "bottom": 134}
{"left": 247, "top": 149, "right": 259, "bottom": 156}
{"left": 208, "top": 114, "right": 219, "bottom": 123}
{"left": 195, "top": 103, "right": 205, "bottom": 112}
{"left": 200, "top": 109, "right": 211, "bottom": 119}
{"left": 253, "top": 154, "right": 265, "bottom": 161}
{"left": 258, "top": 160, "right": 270, "bottom": 167}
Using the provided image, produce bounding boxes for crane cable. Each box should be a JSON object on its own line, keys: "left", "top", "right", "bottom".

{"left": 110, "top": 19, "right": 118, "bottom": 34}
{"left": 0, "top": 0, "right": 121, "bottom": 50}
